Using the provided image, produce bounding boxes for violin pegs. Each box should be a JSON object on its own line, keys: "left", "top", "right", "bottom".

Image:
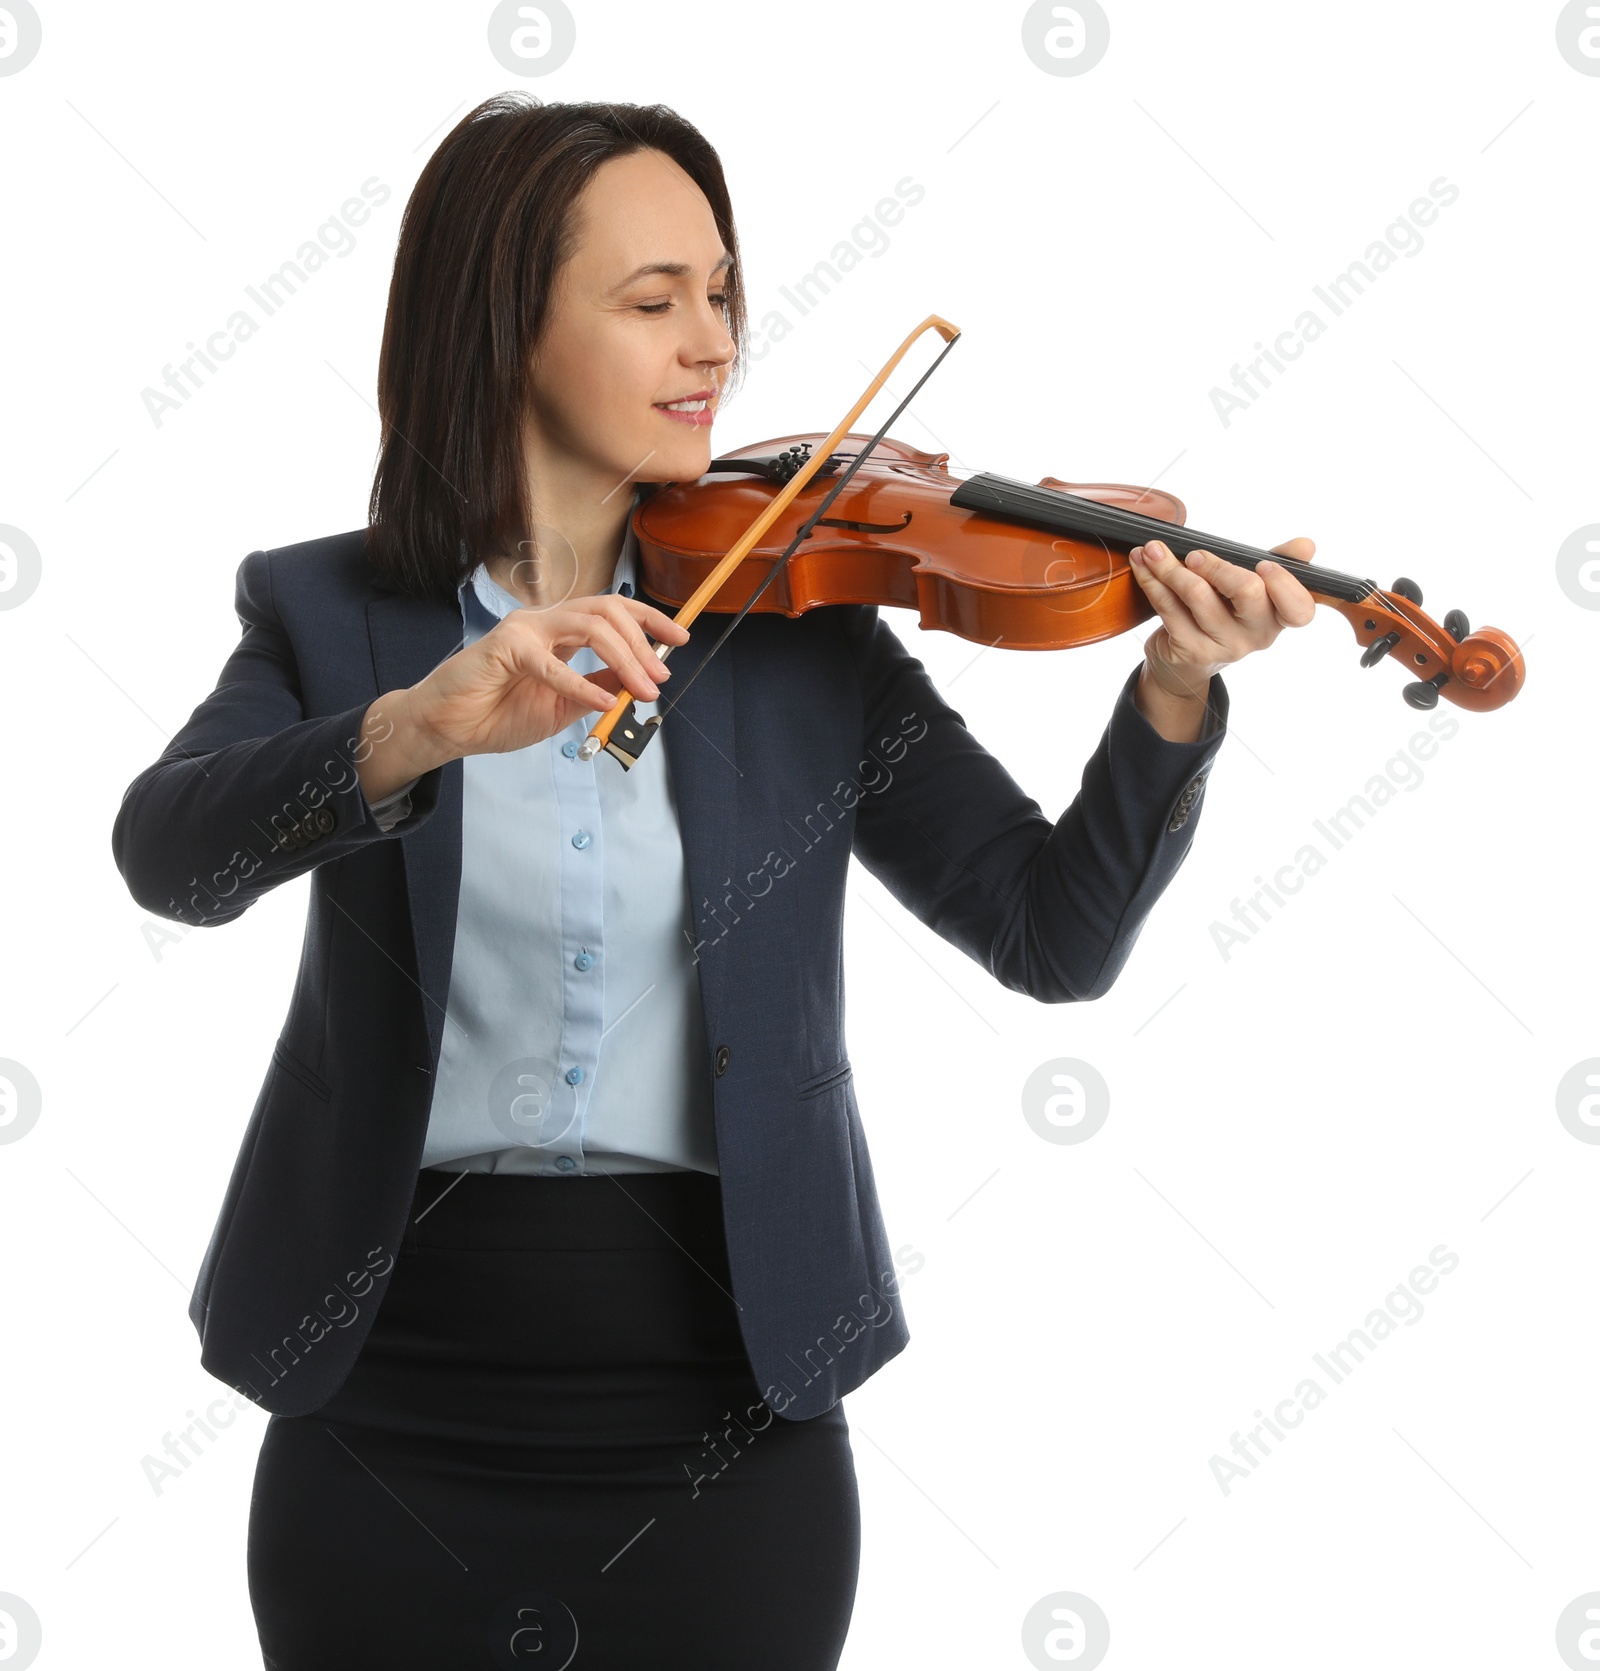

{"left": 1402, "top": 672, "right": 1450, "bottom": 710}
{"left": 1360, "top": 631, "right": 1402, "bottom": 669}
{"left": 1443, "top": 608, "right": 1470, "bottom": 642}
{"left": 1391, "top": 576, "right": 1423, "bottom": 606}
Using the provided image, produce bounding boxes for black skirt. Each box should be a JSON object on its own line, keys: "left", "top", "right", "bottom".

{"left": 247, "top": 1169, "right": 861, "bottom": 1669}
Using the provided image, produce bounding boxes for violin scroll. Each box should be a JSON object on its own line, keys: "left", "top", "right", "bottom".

{"left": 1331, "top": 578, "right": 1523, "bottom": 712}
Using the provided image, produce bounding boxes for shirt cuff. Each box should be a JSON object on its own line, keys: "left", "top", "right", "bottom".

{"left": 364, "top": 777, "right": 420, "bottom": 833}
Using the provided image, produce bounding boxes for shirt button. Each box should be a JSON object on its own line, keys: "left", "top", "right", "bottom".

{"left": 555, "top": 1155, "right": 576, "bottom": 1172}
{"left": 715, "top": 1044, "right": 731, "bottom": 1077}
{"left": 561, "top": 740, "right": 579, "bottom": 759}
{"left": 565, "top": 1066, "right": 585, "bottom": 1085}
{"left": 574, "top": 951, "right": 594, "bottom": 971}
{"left": 571, "top": 829, "right": 592, "bottom": 849}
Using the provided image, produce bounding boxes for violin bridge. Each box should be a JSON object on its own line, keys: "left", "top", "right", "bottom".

{"left": 600, "top": 701, "right": 662, "bottom": 770}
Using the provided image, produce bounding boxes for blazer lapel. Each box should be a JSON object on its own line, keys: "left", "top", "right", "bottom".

{"left": 366, "top": 587, "right": 467, "bottom": 1067}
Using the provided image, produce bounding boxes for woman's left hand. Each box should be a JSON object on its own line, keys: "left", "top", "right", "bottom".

{"left": 1131, "top": 536, "right": 1320, "bottom": 707}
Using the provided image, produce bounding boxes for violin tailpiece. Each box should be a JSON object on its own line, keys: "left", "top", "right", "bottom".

{"left": 705, "top": 443, "right": 847, "bottom": 486}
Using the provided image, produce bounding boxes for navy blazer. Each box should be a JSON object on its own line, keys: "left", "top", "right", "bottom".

{"left": 112, "top": 530, "right": 1228, "bottom": 1421}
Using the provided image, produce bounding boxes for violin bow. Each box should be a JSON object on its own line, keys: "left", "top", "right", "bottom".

{"left": 577, "top": 313, "right": 962, "bottom": 768}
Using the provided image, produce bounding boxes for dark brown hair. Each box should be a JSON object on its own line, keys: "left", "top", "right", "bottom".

{"left": 365, "top": 94, "right": 748, "bottom": 601}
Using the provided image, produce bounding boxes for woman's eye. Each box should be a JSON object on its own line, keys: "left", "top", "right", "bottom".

{"left": 635, "top": 295, "right": 730, "bottom": 316}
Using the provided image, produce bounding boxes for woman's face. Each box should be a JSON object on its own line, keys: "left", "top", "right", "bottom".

{"left": 525, "top": 148, "right": 736, "bottom": 495}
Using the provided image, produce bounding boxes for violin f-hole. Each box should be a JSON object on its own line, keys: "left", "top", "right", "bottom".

{"left": 812, "top": 511, "right": 914, "bottom": 534}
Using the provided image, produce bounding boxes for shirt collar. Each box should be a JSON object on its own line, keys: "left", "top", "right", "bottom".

{"left": 459, "top": 490, "right": 642, "bottom": 622}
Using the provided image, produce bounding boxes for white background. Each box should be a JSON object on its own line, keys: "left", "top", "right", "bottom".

{"left": 1, "top": 2, "right": 1594, "bottom": 1667}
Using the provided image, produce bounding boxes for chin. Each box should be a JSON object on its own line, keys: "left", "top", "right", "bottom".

{"left": 646, "top": 436, "right": 716, "bottom": 485}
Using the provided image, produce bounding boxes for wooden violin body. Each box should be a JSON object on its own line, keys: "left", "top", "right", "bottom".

{"left": 636, "top": 433, "right": 1178, "bottom": 651}
{"left": 633, "top": 432, "right": 1524, "bottom": 714}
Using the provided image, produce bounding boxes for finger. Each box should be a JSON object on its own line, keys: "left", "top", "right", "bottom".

{"left": 1257, "top": 560, "right": 1319, "bottom": 628}
{"left": 1259, "top": 537, "right": 1319, "bottom": 628}
{"left": 578, "top": 665, "right": 625, "bottom": 699}
{"left": 1130, "top": 547, "right": 1221, "bottom": 667}
{"left": 591, "top": 595, "right": 678, "bottom": 676}
{"left": 1135, "top": 541, "right": 1235, "bottom": 643}
{"left": 1166, "top": 544, "right": 1277, "bottom": 627}
{"left": 579, "top": 615, "right": 667, "bottom": 702}
{"left": 1268, "top": 535, "right": 1316, "bottom": 561}
{"left": 539, "top": 607, "right": 664, "bottom": 697}
{"left": 550, "top": 666, "right": 627, "bottom": 728}
{"left": 553, "top": 598, "right": 678, "bottom": 682}
{"left": 622, "top": 596, "right": 692, "bottom": 646}
{"left": 537, "top": 651, "right": 621, "bottom": 711}
{"left": 497, "top": 620, "right": 621, "bottom": 710}
{"left": 1129, "top": 545, "right": 1191, "bottom": 617}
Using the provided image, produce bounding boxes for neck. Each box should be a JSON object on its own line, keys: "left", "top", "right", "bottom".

{"left": 486, "top": 436, "right": 637, "bottom": 609}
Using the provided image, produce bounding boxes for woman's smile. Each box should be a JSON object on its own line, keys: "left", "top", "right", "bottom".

{"left": 653, "top": 389, "right": 716, "bottom": 426}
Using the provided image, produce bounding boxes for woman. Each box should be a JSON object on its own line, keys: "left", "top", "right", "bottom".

{"left": 112, "top": 94, "right": 1315, "bottom": 1669}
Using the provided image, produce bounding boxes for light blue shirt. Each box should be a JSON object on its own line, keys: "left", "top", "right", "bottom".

{"left": 365, "top": 510, "right": 719, "bottom": 1178}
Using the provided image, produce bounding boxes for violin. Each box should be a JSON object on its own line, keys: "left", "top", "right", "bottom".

{"left": 580, "top": 317, "right": 1523, "bottom": 769}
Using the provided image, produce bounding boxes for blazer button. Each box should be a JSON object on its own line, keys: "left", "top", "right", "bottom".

{"left": 315, "top": 806, "right": 335, "bottom": 834}
{"left": 715, "top": 1044, "right": 731, "bottom": 1076}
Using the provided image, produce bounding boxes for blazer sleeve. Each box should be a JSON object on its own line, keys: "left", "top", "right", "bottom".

{"left": 841, "top": 605, "right": 1228, "bottom": 1002}
{"left": 111, "top": 550, "right": 447, "bottom": 927}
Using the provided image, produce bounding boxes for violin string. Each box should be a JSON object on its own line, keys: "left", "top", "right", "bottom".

{"left": 649, "top": 331, "right": 964, "bottom": 723}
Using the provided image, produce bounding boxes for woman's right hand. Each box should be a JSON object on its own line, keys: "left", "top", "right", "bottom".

{"left": 356, "top": 594, "right": 691, "bottom": 803}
